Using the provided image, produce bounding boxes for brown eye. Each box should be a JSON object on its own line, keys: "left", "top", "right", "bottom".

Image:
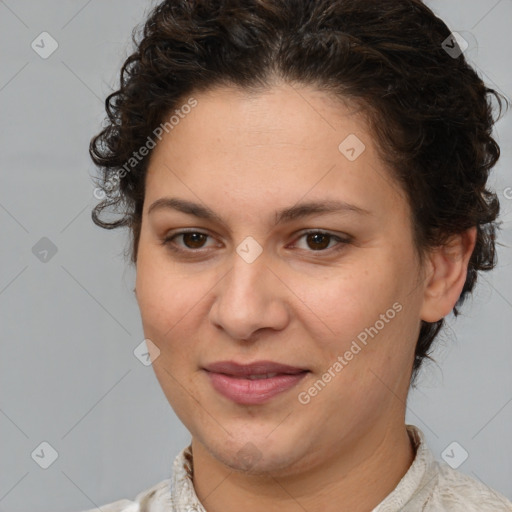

{"left": 305, "top": 232, "right": 331, "bottom": 251}
{"left": 180, "top": 232, "right": 208, "bottom": 249}
{"left": 162, "top": 231, "right": 214, "bottom": 253}
{"left": 293, "top": 230, "right": 350, "bottom": 253}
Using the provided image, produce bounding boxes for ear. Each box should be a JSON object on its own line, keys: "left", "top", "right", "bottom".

{"left": 419, "top": 227, "right": 477, "bottom": 323}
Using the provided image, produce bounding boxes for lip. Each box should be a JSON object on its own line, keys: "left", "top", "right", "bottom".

{"left": 203, "top": 360, "right": 310, "bottom": 405}
{"left": 204, "top": 360, "right": 309, "bottom": 376}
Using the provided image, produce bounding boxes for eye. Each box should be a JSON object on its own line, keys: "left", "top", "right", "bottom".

{"left": 162, "top": 230, "right": 214, "bottom": 252}
{"left": 162, "top": 229, "right": 350, "bottom": 255}
{"left": 291, "top": 230, "right": 350, "bottom": 253}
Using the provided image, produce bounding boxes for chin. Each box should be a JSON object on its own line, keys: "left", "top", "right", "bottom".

{"left": 199, "top": 427, "right": 313, "bottom": 477}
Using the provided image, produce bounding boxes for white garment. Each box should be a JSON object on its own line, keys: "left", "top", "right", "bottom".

{"left": 82, "top": 425, "right": 512, "bottom": 511}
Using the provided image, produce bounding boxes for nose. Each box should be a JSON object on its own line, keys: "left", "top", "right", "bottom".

{"left": 209, "top": 247, "right": 290, "bottom": 342}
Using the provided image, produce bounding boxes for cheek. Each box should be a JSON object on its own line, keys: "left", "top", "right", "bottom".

{"left": 135, "top": 250, "right": 204, "bottom": 412}
{"left": 135, "top": 246, "right": 206, "bottom": 333}
{"left": 304, "top": 261, "right": 418, "bottom": 381}
{"left": 287, "top": 259, "right": 403, "bottom": 344}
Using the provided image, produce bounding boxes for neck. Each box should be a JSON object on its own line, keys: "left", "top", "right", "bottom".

{"left": 190, "top": 422, "right": 416, "bottom": 512}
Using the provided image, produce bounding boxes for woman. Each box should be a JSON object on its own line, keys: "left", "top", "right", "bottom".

{"left": 86, "top": 0, "right": 511, "bottom": 510}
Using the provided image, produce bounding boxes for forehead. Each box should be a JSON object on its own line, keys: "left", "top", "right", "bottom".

{"left": 160, "top": 83, "right": 369, "bottom": 149}
{"left": 144, "top": 83, "right": 407, "bottom": 222}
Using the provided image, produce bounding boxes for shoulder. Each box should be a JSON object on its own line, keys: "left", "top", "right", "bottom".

{"left": 427, "top": 463, "right": 512, "bottom": 511}
{"left": 80, "top": 479, "right": 172, "bottom": 512}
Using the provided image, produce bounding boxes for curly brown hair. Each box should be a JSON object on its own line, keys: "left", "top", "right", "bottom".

{"left": 89, "top": 0, "right": 508, "bottom": 383}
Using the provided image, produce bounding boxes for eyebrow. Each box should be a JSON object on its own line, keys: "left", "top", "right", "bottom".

{"left": 147, "top": 197, "right": 371, "bottom": 226}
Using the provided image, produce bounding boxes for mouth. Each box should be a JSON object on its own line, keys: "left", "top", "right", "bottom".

{"left": 203, "top": 360, "right": 310, "bottom": 405}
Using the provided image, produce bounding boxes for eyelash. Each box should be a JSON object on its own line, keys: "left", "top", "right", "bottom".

{"left": 161, "top": 229, "right": 351, "bottom": 256}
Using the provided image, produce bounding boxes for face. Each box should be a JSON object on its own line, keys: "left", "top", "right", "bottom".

{"left": 135, "top": 83, "right": 428, "bottom": 477}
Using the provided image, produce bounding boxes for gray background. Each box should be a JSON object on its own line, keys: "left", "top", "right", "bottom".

{"left": 0, "top": 1, "right": 511, "bottom": 511}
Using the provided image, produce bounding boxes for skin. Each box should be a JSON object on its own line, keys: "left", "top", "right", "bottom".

{"left": 134, "top": 82, "right": 476, "bottom": 512}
